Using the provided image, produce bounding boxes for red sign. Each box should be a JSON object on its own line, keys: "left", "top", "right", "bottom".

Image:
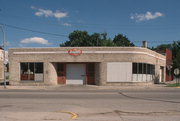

{"left": 68, "top": 48, "right": 82, "bottom": 56}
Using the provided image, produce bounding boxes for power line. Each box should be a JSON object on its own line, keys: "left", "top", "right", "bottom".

{"left": 1, "top": 14, "right": 180, "bottom": 30}
{"left": 0, "top": 22, "right": 177, "bottom": 45}
{"left": 132, "top": 40, "right": 175, "bottom": 43}
{"left": 0, "top": 22, "right": 68, "bottom": 37}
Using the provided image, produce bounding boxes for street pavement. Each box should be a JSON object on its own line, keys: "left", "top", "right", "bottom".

{"left": 0, "top": 85, "right": 180, "bottom": 121}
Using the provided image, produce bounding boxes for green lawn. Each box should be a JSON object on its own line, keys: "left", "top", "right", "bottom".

{"left": 167, "top": 83, "right": 180, "bottom": 87}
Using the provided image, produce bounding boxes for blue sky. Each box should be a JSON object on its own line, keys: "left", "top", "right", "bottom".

{"left": 0, "top": 0, "right": 180, "bottom": 49}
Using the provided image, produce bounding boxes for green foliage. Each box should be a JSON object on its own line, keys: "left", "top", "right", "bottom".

{"left": 113, "top": 34, "right": 134, "bottom": 47}
{"left": 167, "top": 83, "right": 180, "bottom": 87}
{"left": 60, "top": 30, "right": 90, "bottom": 47}
{"left": 152, "top": 41, "right": 180, "bottom": 70}
{"left": 171, "top": 41, "right": 180, "bottom": 69}
{"left": 60, "top": 30, "right": 134, "bottom": 47}
{"left": 151, "top": 44, "right": 171, "bottom": 51}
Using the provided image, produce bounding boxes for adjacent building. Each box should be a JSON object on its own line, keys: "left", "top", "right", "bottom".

{"left": 9, "top": 47, "right": 166, "bottom": 86}
{"left": 156, "top": 48, "right": 173, "bottom": 81}
{"left": 165, "top": 49, "right": 173, "bottom": 81}
{"left": 0, "top": 49, "right": 8, "bottom": 82}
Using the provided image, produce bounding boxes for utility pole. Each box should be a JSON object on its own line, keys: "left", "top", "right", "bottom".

{"left": 0, "top": 24, "right": 6, "bottom": 88}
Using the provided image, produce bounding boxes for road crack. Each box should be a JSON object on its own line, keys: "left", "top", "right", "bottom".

{"left": 118, "top": 91, "right": 180, "bottom": 103}
{"left": 88, "top": 110, "right": 180, "bottom": 117}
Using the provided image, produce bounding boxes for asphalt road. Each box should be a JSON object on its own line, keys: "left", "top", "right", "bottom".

{"left": 0, "top": 86, "right": 180, "bottom": 121}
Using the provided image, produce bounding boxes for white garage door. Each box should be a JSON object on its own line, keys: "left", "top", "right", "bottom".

{"left": 107, "top": 62, "right": 132, "bottom": 82}
{"left": 66, "top": 64, "right": 85, "bottom": 84}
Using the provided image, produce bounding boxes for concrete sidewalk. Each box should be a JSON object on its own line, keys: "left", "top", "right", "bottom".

{"left": 0, "top": 84, "right": 174, "bottom": 91}
{"left": 0, "top": 85, "right": 99, "bottom": 90}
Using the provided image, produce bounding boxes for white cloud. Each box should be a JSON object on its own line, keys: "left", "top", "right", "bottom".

{"left": 62, "top": 22, "right": 72, "bottom": 27}
{"left": 130, "top": 11, "right": 164, "bottom": 22}
{"left": 35, "top": 9, "right": 53, "bottom": 17}
{"left": 31, "top": 6, "right": 68, "bottom": 19}
{"left": 54, "top": 11, "right": 67, "bottom": 19}
{"left": 31, "top": 6, "right": 36, "bottom": 9}
{"left": 20, "top": 37, "right": 51, "bottom": 45}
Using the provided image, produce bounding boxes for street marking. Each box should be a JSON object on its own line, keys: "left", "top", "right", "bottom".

{"left": 56, "top": 111, "right": 78, "bottom": 120}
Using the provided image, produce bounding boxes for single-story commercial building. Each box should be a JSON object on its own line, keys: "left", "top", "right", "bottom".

{"left": 9, "top": 47, "right": 166, "bottom": 86}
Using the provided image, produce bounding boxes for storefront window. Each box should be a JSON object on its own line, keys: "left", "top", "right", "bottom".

{"left": 20, "top": 63, "right": 28, "bottom": 74}
{"left": 138, "top": 63, "right": 143, "bottom": 74}
{"left": 132, "top": 63, "right": 155, "bottom": 75}
{"left": 143, "top": 63, "right": 147, "bottom": 74}
{"left": 20, "top": 62, "right": 43, "bottom": 81}
{"left": 147, "top": 64, "right": 151, "bottom": 74}
{"left": 132, "top": 63, "right": 137, "bottom": 74}
{"left": 35, "top": 63, "right": 43, "bottom": 73}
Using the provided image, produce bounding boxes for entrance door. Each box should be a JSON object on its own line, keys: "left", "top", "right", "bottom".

{"left": 86, "top": 63, "right": 95, "bottom": 85}
{"left": 159, "top": 67, "right": 164, "bottom": 83}
{"left": 66, "top": 64, "right": 85, "bottom": 84}
{"left": 57, "top": 63, "right": 66, "bottom": 84}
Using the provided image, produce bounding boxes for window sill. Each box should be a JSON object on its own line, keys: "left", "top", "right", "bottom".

{"left": 20, "top": 80, "right": 44, "bottom": 83}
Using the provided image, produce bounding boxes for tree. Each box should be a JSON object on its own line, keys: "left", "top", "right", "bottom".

{"left": 90, "top": 33, "right": 115, "bottom": 46}
{"left": 152, "top": 41, "right": 180, "bottom": 70}
{"left": 113, "top": 34, "right": 134, "bottom": 47}
{"left": 60, "top": 30, "right": 90, "bottom": 47}
{"left": 60, "top": 30, "right": 134, "bottom": 47}
{"left": 60, "top": 30, "right": 114, "bottom": 47}
{"left": 171, "top": 41, "right": 180, "bottom": 69}
{"left": 151, "top": 44, "right": 171, "bottom": 51}
{"left": 89, "top": 33, "right": 103, "bottom": 46}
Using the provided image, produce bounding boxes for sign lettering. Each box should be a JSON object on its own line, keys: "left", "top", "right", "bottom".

{"left": 68, "top": 48, "right": 82, "bottom": 56}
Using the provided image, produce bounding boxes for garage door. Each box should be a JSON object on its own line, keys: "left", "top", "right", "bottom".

{"left": 66, "top": 64, "right": 85, "bottom": 84}
{"left": 107, "top": 62, "right": 132, "bottom": 82}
